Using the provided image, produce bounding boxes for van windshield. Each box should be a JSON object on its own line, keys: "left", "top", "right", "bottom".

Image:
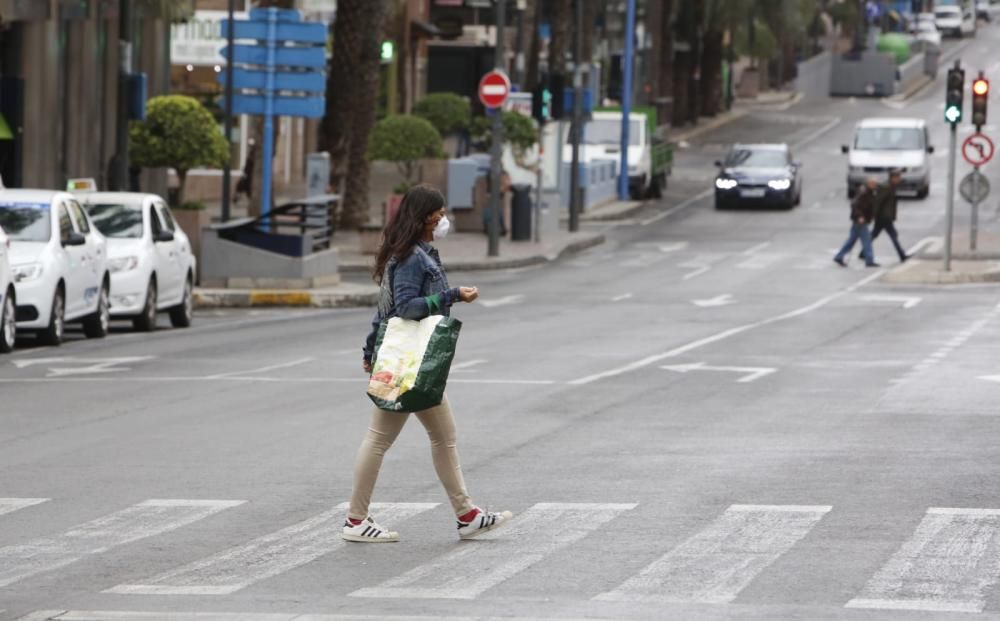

{"left": 573, "top": 119, "right": 642, "bottom": 146}
{"left": 0, "top": 202, "right": 51, "bottom": 242}
{"left": 854, "top": 127, "right": 924, "bottom": 151}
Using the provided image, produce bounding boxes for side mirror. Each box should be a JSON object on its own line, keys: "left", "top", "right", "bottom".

{"left": 62, "top": 232, "right": 86, "bottom": 247}
{"left": 714, "top": 160, "right": 722, "bottom": 167}
{"left": 927, "top": 145, "right": 935, "bottom": 153}
{"left": 841, "top": 145, "right": 850, "bottom": 154}
{"left": 154, "top": 230, "right": 175, "bottom": 243}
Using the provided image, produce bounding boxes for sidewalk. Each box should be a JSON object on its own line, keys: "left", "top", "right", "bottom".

{"left": 883, "top": 232, "right": 1000, "bottom": 284}
{"left": 193, "top": 228, "right": 605, "bottom": 308}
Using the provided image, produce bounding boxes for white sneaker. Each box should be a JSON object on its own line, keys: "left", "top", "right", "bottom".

{"left": 456, "top": 507, "right": 513, "bottom": 540}
{"left": 342, "top": 516, "right": 400, "bottom": 543}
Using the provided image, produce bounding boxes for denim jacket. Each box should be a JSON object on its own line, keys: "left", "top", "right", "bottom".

{"left": 363, "top": 241, "right": 460, "bottom": 362}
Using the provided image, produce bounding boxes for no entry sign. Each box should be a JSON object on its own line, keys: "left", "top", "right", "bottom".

{"left": 962, "top": 133, "right": 995, "bottom": 166}
{"left": 478, "top": 70, "right": 511, "bottom": 109}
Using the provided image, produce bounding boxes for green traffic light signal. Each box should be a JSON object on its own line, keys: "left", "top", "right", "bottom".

{"left": 380, "top": 40, "right": 395, "bottom": 62}
{"left": 945, "top": 105, "right": 962, "bottom": 124}
{"left": 945, "top": 67, "right": 965, "bottom": 125}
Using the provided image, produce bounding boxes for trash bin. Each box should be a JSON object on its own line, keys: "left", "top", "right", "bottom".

{"left": 510, "top": 184, "right": 532, "bottom": 242}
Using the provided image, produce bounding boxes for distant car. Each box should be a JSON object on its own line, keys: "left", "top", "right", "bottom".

{"left": 935, "top": 5, "right": 976, "bottom": 36}
{"left": 842, "top": 118, "right": 933, "bottom": 199}
{"left": 977, "top": 0, "right": 992, "bottom": 21}
{"left": 713, "top": 144, "right": 803, "bottom": 210}
{"left": 78, "top": 192, "right": 195, "bottom": 331}
{"left": 0, "top": 224, "right": 14, "bottom": 353}
{"left": 0, "top": 189, "right": 110, "bottom": 345}
{"left": 912, "top": 20, "right": 943, "bottom": 47}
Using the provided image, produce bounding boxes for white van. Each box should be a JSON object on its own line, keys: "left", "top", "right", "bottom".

{"left": 935, "top": 4, "right": 976, "bottom": 37}
{"left": 842, "top": 118, "right": 934, "bottom": 199}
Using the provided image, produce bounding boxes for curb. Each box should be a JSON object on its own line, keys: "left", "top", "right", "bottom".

{"left": 194, "top": 288, "right": 380, "bottom": 309}
{"left": 671, "top": 110, "right": 748, "bottom": 144}
{"left": 583, "top": 201, "right": 647, "bottom": 222}
{"left": 881, "top": 261, "right": 1000, "bottom": 285}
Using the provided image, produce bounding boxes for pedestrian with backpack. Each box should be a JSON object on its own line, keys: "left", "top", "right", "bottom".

{"left": 343, "top": 184, "right": 513, "bottom": 543}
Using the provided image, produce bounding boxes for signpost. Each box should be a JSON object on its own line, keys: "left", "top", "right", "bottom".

{"left": 481, "top": 11, "right": 509, "bottom": 259}
{"left": 960, "top": 132, "right": 994, "bottom": 251}
{"left": 219, "top": 8, "right": 326, "bottom": 223}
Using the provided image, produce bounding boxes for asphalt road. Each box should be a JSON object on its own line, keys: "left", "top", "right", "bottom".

{"left": 4, "top": 30, "right": 1000, "bottom": 621}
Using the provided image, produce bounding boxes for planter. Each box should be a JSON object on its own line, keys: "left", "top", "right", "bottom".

{"left": 171, "top": 207, "right": 211, "bottom": 283}
{"left": 359, "top": 223, "right": 383, "bottom": 255}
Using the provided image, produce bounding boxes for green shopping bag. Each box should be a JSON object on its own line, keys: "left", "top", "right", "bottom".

{"left": 367, "top": 315, "right": 462, "bottom": 412}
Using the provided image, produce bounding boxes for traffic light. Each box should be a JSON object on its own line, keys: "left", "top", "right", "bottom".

{"left": 380, "top": 40, "right": 395, "bottom": 63}
{"left": 945, "top": 67, "right": 965, "bottom": 125}
{"left": 972, "top": 74, "right": 989, "bottom": 129}
{"left": 548, "top": 72, "right": 566, "bottom": 120}
{"left": 532, "top": 83, "right": 552, "bottom": 122}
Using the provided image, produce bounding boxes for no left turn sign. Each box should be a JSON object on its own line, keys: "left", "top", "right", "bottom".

{"left": 962, "top": 133, "right": 995, "bottom": 166}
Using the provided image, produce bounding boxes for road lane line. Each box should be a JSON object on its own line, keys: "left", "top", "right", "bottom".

{"left": 741, "top": 242, "right": 771, "bottom": 255}
{"left": 0, "top": 498, "right": 49, "bottom": 517}
{"left": 19, "top": 613, "right": 549, "bottom": 621}
{"left": 611, "top": 293, "right": 634, "bottom": 302}
{"left": 204, "top": 357, "right": 315, "bottom": 379}
{"left": 846, "top": 507, "right": 1000, "bottom": 613}
{"left": 596, "top": 504, "right": 830, "bottom": 604}
{"left": 736, "top": 253, "right": 786, "bottom": 270}
{"left": 107, "top": 503, "right": 437, "bottom": 596}
{"left": 791, "top": 117, "right": 841, "bottom": 148}
{"left": 349, "top": 503, "right": 636, "bottom": 600}
{"left": 450, "top": 359, "right": 487, "bottom": 371}
{"left": 478, "top": 295, "right": 525, "bottom": 308}
{"left": 0, "top": 499, "right": 244, "bottom": 588}
{"left": 571, "top": 270, "right": 885, "bottom": 385}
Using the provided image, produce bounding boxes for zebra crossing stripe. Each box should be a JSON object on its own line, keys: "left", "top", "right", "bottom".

{"left": 595, "top": 504, "right": 831, "bottom": 604}
{"left": 14, "top": 612, "right": 602, "bottom": 621}
{"left": 350, "top": 502, "right": 637, "bottom": 600}
{"left": 0, "top": 497, "right": 49, "bottom": 517}
{"left": 106, "top": 502, "right": 437, "bottom": 595}
{"left": 846, "top": 508, "right": 1000, "bottom": 613}
{"left": 0, "top": 499, "right": 244, "bottom": 588}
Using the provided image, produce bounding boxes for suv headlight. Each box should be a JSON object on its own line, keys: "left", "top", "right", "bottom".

{"left": 12, "top": 262, "right": 43, "bottom": 283}
{"left": 715, "top": 178, "right": 739, "bottom": 190}
{"left": 108, "top": 256, "right": 139, "bottom": 273}
{"left": 768, "top": 179, "right": 792, "bottom": 190}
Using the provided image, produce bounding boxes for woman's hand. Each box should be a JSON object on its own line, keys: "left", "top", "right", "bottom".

{"left": 458, "top": 286, "right": 479, "bottom": 303}
{"left": 363, "top": 359, "right": 372, "bottom": 374}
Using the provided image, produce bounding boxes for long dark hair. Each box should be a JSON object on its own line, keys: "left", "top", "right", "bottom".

{"left": 373, "top": 184, "right": 445, "bottom": 284}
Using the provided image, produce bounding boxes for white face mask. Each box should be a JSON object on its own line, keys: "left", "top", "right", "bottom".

{"left": 433, "top": 215, "right": 451, "bottom": 240}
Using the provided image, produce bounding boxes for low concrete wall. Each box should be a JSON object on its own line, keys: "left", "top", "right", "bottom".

{"left": 830, "top": 51, "right": 897, "bottom": 97}
{"left": 201, "top": 228, "right": 340, "bottom": 289}
{"left": 795, "top": 52, "right": 832, "bottom": 101}
{"left": 897, "top": 52, "right": 927, "bottom": 93}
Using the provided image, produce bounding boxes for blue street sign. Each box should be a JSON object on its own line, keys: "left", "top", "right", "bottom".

{"left": 226, "top": 94, "right": 325, "bottom": 119}
{"left": 222, "top": 45, "right": 326, "bottom": 69}
{"left": 222, "top": 19, "right": 327, "bottom": 44}
{"left": 222, "top": 7, "right": 327, "bottom": 225}
{"left": 219, "top": 68, "right": 325, "bottom": 93}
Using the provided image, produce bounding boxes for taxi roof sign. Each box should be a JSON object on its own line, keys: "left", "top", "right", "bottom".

{"left": 67, "top": 178, "right": 98, "bottom": 192}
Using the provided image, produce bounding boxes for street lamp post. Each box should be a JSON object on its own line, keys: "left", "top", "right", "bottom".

{"left": 221, "top": 0, "right": 236, "bottom": 223}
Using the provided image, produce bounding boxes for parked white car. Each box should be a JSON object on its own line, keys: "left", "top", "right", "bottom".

{"left": 0, "top": 189, "right": 110, "bottom": 345}
{"left": 935, "top": 4, "right": 976, "bottom": 37}
{"left": 912, "top": 20, "right": 943, "bottom": 47}
{"left": 78, "top": 192, "right": 194, "bottom": 331}
{"left": 0, "top": 223, "right": 15, "bottom": 352}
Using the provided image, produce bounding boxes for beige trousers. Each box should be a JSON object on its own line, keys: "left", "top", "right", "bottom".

{"left": 348, "top": 396, "right": 474, "bottom": 520}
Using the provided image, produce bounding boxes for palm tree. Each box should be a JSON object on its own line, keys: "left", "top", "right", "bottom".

{"left": 548, "top": 0, "right": 571, "bottom": 76}
{"left": 136, "top": 0, "right": 194, "bottom": 21}
{"left": 648, "top": 0, "right": 675, "bottom": 127}
{"left": 701, "top": 0, "right": 750, "bottom": 116}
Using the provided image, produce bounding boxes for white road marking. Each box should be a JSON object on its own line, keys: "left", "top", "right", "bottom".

{"left": 479, "top": 294, "right": 525, "bottom": 308}
{"left": 0, "top": 499, "right": 244, "bottom": 588}
{"left": 657, "top": 242, "right": 688, "bottom": 253}
{"left": 11, "top": 356, "right": 155, "bottom": 377}
{"left": 450, "top": 359, "right": 487, "bottom": 371}
{"left": 980, "top": 374, "right": 1000, "bottom": 383}
{"left": 900, "top": 302, "right": 1000, "bottom": 381}
{"left": 0, "top": 376, "right": 558, "bottom": 386}
{"left": 661, "top": 362, "right": 776, "bottom": 384}
{"left": 692, "top": 294, "right": 736, "bottom": 308}
{"left": 741, "top": 241, "right": 771, "bottom": 255}
{"left": 597, "top": 504, "right": 830, "bottom": 604}
{"left": 859, "top": 294, "right": 922, "bottom": 309}
{"left": 611, "top": 293, "right": 633, "bottom": 302}
{"left": 0, "top": 498, "right": 49, "bottom": 517}
{"left": 14, "top": 613, "right": 603, "bottom": 621}
{"left": 107, "top": 503, "right": 437, "bottom": 596}
{"left": 204, "top": 357, "right": 315, "bottom": 380}
{"left": 681, "top": 264, "right": 711, "bottom": 280}
{"left": 349, "top": 503, "right": 636, "bottom": 600}
{"left": 791, "top": 116, "right": 841, "bottom": 148}
{"left": 846, "top": 508, "right": 1000, "bottom": 613}
{"left": 571, "top": 269, "right": 885, "bottom": 385}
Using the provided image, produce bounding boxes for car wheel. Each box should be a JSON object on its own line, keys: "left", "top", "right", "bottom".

{"left": 169, "top": 276, "right": 193, "bottom": 328}
{"left": 0, "top": 287, "right": 15, "bottom": 353}
{"left": 133, "top": 279, "right": 158, "bottom": 332}
{"left": 83, "top": 282, "right": 110, "bottom": 339}
{"left": 917, "top": 184, "right": 930, "bottom": 199}
{"left": 794, "top": 190, "right": 802, "bottom": 206}
{"left": 39, "top": 287, "right": 65, "bottom": 346}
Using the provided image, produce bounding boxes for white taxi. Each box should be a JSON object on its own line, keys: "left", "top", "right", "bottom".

{"left": 0, "top": 189, "right": 110, "bottom": 345}
{"left": 0, "top": 223, "right": 15, "bottom": 352}
{"left": 79, "top": 192, "right": 195, "bottom": 330}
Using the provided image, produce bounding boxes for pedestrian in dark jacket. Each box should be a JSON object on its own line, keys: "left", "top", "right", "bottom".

{"left": 868, "top": 170, "right": 909, "bottom": 262}
{"left": 834, "top": 178, "right": 879, "bottom": 267}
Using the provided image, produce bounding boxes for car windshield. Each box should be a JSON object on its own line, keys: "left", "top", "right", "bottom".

{"left": 0, "top": 202, "right": 52, "bottom": 242}
{"left": 86, "top": 203, "right": 144, "bottom": 238}
{"left": 574, "top": 119, "right": 642, "bottom": 146}
{"left": 854, "top": 127, "right": 924, "bottom": 150}
{"left": 936, "top": 8, "right": 959, "bottom": 17}
{"left": 725, "top": 149, "right": 787, "bottom": 168}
